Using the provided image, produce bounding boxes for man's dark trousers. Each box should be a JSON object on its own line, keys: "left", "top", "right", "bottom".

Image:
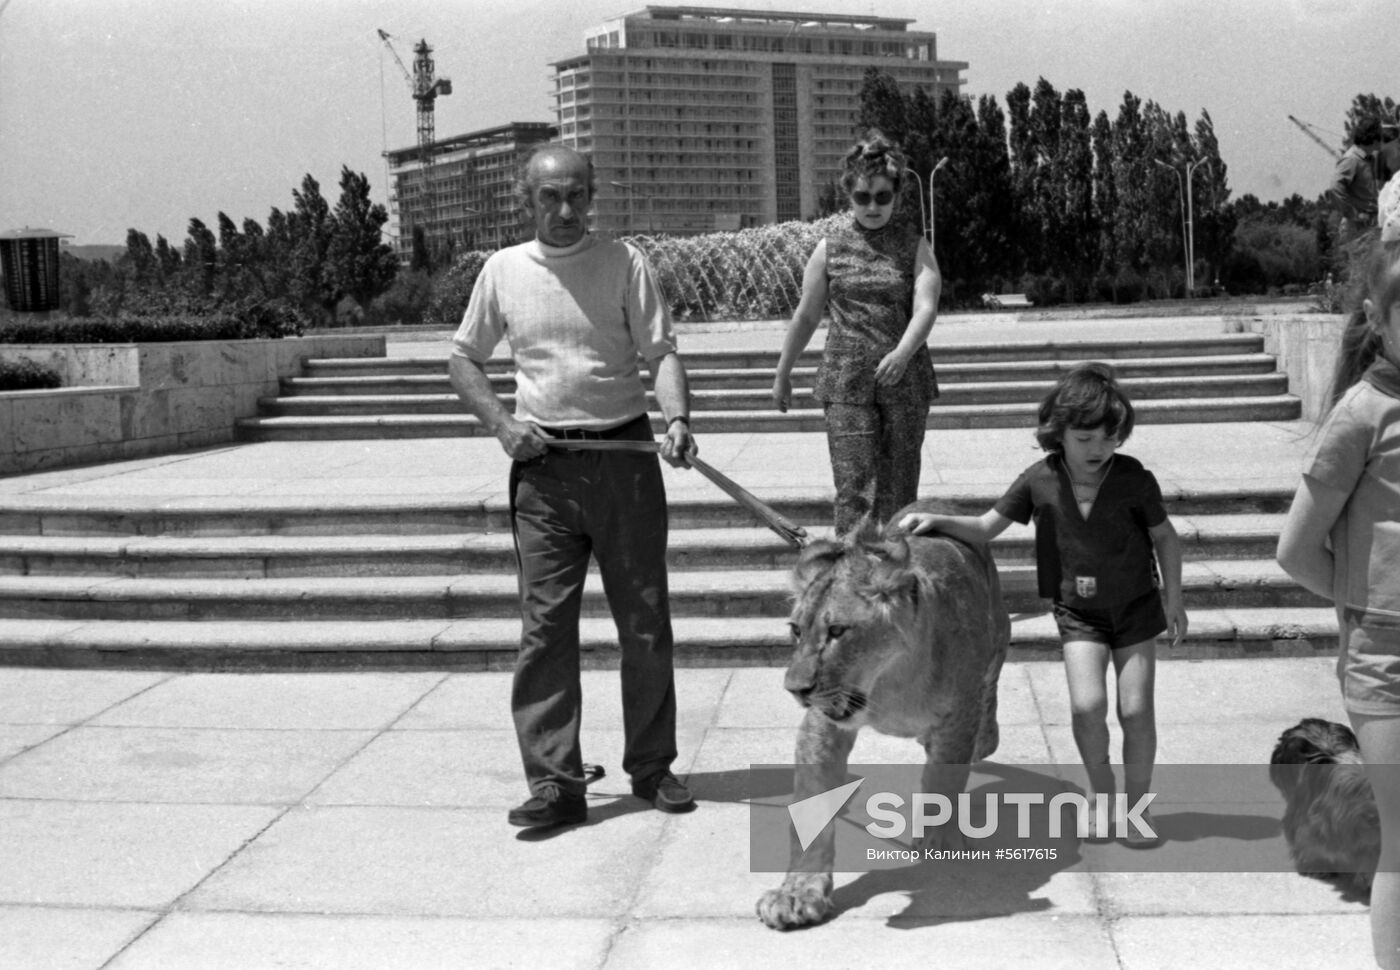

{"left": 507, "top": 415, "right": 678, "bottom": 797}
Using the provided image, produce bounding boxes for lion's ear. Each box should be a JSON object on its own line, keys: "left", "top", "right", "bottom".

{"left": 869, "top": 538, "right": 921, "bottom": 607}
{"left": 792, "top": 539, "right": 844, "bottom": 590}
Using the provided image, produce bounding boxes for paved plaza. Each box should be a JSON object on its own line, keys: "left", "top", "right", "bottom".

{"left": 0, "top": 308, "right": 1383, "bottom": 968}
{"left": 0, "top": 658, "right": 1378, "bottom": 970}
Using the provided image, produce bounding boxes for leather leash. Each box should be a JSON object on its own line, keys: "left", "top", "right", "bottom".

{"left": 543, "top": 438, "right": 809, "bottom": 549}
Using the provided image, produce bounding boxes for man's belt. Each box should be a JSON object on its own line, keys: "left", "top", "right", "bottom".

{"left": 541, "top": 437, "right": 809, "bottom": 549}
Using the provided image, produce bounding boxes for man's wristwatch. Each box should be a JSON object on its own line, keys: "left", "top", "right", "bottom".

{"left": 668, "top": 415, "right": 690, "bottom": 429}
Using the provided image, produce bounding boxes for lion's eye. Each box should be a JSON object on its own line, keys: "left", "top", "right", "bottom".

{"left": 787, "top": 623, "right": 801, "bottom": 640}
{"left": 828, "top": 625, "right": 848, "bottom": 640}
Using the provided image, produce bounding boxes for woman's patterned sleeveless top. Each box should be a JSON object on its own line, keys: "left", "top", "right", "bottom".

{"left": 813, "top": 216, "right": 937, "bottom": 407}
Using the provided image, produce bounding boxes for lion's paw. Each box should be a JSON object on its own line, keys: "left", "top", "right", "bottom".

{"left": 756, "top": 875, "right": 835, "bottom": 930}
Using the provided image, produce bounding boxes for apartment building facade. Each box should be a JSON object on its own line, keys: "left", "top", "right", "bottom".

{"left": 552, "top": 6, "right": 967, "bottom": 235}
{"left": 384, "top": 122, "right": 556, "bottom": 262}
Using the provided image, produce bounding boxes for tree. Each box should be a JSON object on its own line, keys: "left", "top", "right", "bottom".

{"left": 410, "top": 225, "right": 433, "bottom": 274}
{"left": 1192, "top": 110, "right": 1234, "bottom": 289}
{"left": 182, "top": 218, "right": 218, "bottom": 300}
{"left": 328, "top": 166, "right": 398, "bottom": 309}
{"left": 1091, "top": 110, "right": 1117, "bottom": 283}
{"left": 287, "top": 174, "right": 337, "bottom": 321}
{"left": 1005, "top": 82, "right": 1036, "bottom": 273}
{"left": 1054, "top": 89, "right": 1096, "bottom": 300}
{"left": 855, "top": 67, "right": 907, "bottom": 145}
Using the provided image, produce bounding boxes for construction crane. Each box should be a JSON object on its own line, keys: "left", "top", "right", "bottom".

{"left": 1288, "top": 115, "right": 1340, "bottom": 159}
{"left": 379, "top": 29, "right": 452, "bottom": 251}
{"left": 378, "top": 30, "right": 452, "bottom": 163}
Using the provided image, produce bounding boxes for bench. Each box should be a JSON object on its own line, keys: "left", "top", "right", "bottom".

{"left": 981, "top": 292, "right": 1033, "bottom": 310}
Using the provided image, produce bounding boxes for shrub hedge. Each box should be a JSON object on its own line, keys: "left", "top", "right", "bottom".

{"left": 0, "top": 357, "right": 62, "bottom": 391}
{"left": 0, "top": 301, "right": 305, "bottom": 344}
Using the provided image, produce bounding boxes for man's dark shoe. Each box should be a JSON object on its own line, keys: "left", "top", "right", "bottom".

{"left": 632, "top": 771, "right": 696, "bottom": 814}
{"left": 507, "top": 784, "right": 587, "bottom": 828}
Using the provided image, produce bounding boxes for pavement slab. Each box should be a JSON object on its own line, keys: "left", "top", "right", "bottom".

{"left": 103, "top": 913, "right": 616, "bottom": 970}
{"left": 0, "top": 800, "right": 278, "bottom": 908}
{"left": 0, "top": 906, "right": 159, "bottom": 970}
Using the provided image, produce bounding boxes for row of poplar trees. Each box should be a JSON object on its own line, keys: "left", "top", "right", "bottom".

{"left": 849, "top": 69, "right": 1233, "bottom": 304}
{"left": 68, "top": 167, "right": 398, "bottom": 326}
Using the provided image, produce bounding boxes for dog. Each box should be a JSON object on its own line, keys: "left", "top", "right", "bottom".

{"left": 1269, "top": 718, "right": 1380, "bottom": 894}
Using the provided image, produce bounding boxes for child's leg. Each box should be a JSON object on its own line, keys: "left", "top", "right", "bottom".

{"left": 1349, "top": 712, "right": 1400, "bottom": 970}
{"left": 1110, "top": 638, "right": 1158, "bottom": 801}
{"left": 1062, "top": 639, "right": 1115, "bottom": 797}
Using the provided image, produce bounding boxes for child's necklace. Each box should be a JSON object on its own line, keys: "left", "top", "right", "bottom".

{"left": 1070, "top": 457, "right": 1113, "bottom": 496}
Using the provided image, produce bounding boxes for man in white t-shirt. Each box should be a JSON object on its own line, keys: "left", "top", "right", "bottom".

{"left": 449, "top": 145, "right": 697, "bottom": 829}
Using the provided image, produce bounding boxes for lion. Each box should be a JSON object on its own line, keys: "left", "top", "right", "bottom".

{"left": 755, "top": 499, "right": 1009, "bottom": 931}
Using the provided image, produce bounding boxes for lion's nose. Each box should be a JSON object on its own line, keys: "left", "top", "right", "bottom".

{"left": 784, "top": 662, "right": 817, "bottom": 701}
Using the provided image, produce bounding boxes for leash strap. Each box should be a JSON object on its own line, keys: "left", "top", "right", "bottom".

{"left": 543, "top": 437, "right": 809, "bottom": 548}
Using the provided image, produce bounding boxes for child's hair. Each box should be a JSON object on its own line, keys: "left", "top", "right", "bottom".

{"left": 1327, "top": 238, "right": 1400, "bottom": 410}
{"left": 1035, "top": 362, "right": 1135, "bottom": 452}
{"left": 839, "top": 130, "right": 907, "bottom": 195}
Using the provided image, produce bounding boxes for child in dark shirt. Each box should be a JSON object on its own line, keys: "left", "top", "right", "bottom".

{"left": 900, "top": 362, "right": 1186, "bottom": 844}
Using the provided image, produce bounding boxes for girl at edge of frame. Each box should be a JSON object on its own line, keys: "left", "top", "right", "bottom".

{"left": 900, "top": 362, "right": 1188, "bottom": 847}
{"left": 1277, "top": 192, "right": 1400, "bottom": 970}
{"left": 771, "top": 129, "right": 940, "bottom": 537}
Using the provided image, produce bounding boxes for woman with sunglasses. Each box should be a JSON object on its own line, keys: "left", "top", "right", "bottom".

{"left": 772, "top": 130, "right": 942, "bottom": 536}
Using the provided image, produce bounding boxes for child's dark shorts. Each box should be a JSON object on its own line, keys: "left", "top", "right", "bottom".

{"left": 1053, "top": 588, "right": 1167, "bottom": 649}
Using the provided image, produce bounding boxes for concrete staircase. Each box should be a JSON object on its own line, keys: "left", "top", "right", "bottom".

{"left": 236, "top": 333, "right": 1300, "bottom": 440}
{"left": 0, "top": 331, "right": 1334, "bottom": 669}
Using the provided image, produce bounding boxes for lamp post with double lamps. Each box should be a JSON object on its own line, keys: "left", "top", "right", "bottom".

{"left": 915, "top": 156, "right": 950, "bottom": 250}
{"left": 1153, "top": 157, "right": 1209, "bottom": 296}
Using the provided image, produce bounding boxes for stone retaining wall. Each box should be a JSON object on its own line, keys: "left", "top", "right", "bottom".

{"left": 1230, "top": 314, "right": 1345, "bottom": 422}
{"left": 0, "top": 335, "right": 384, "bottom": 474}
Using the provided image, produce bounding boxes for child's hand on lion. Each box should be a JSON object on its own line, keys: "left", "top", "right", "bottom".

{"left": 897, "top": 512, "right": 940, "bottom": 534}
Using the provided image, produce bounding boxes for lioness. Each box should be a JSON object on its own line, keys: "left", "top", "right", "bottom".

{"left": 756, "top": 499, "right": 1009, "bottom": 930}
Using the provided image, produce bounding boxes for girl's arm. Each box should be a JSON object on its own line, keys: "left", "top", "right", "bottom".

{"left": 1148, "top": 518, "right": 1187, "bottom": 646}
{"left": 773, "top": 241, "right": 828, "bottom": 412}
{"left": 1276, "top": 475, "right": 1350, "bottom": 600}
{"left": 897, "top": 508, "right": 1013, "bottom": 544}
{"left": 875, "top": 237, "right": 942, "bottom": 386}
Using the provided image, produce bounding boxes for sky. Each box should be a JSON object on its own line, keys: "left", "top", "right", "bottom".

{"left": 0, "top": 0, "right": 1395, "bottom": 246}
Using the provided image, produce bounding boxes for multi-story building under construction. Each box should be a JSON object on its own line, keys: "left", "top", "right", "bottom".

{"left": 384, "top": 122, "right": 555, "bottom": 263}
{"left": 385, "top": 6, "right": 967, "bottom": 251}
{"left": 551, "top": 5, "right": 967, "bottom": 235}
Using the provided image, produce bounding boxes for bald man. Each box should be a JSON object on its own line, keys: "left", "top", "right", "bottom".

{"left": 449, "top": 146, "right": 697, "bottom": 828}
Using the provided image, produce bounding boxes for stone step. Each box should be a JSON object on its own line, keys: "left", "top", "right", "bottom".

{"left": 301, "top": 334, "right": 1268, "bottom": 378}
{"left": 236, "top": 394, "right": 1301, "bottom": 440}
{"left": 259, "top": 374, "right": 1291, "bottom": 417}
{"left": 0, "top": 560, "right": 1331, "bottom": 622}
{"left": 0, "top": 489, "right": 1295, "bottom": 537}
{"left": 0, "top": 515, "right": 1290, "bottom": 578}
{"left": 0, "top": 607, "right": 1340, "bottom": 669}
{"left": 284, "top": 353, "right": 1282, "bottom": 395}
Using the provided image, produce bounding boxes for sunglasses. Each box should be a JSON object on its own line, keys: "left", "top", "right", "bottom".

{"left": 852, "top": 189, "right": 895, "bottom": 206}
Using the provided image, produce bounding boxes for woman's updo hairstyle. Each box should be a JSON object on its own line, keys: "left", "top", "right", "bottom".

{"left": 839, "top": 130, "right": 907, "bottom": 195}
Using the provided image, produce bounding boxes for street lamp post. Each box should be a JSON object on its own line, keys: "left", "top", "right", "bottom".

{"left": 927, "top": 157, "right": 949, "bottom": 251}
{"left": 1154, "top": 157, "right": 1209, "bottom": 296}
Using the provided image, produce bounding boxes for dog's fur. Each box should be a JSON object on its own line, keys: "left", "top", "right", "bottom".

{"left": 1269, "top": 718, "right": 1380, "bottom": 894}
